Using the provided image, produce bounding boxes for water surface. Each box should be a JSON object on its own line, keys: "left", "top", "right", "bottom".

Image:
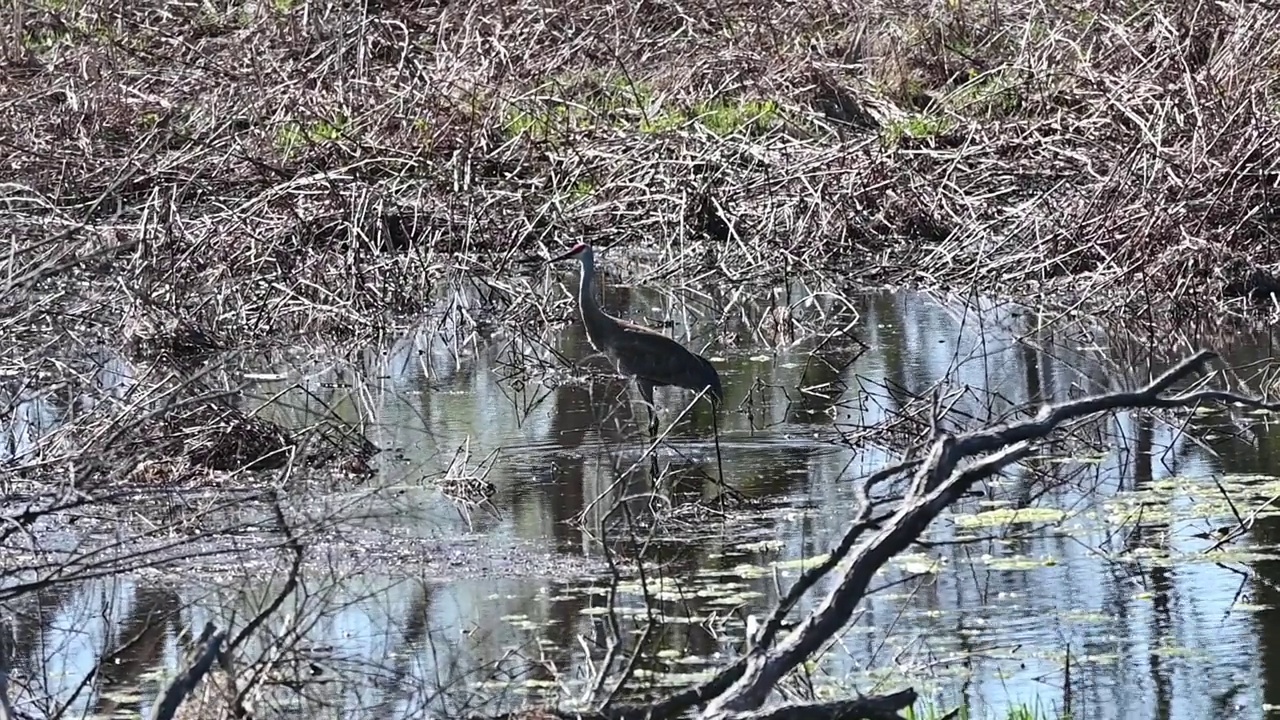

{"left": 4, "top": 284, "right": 1280, "bottom": 720}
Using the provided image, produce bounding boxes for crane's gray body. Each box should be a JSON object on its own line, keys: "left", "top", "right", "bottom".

{"left": 553, "top": 244, "right": 723, "bottom": 434}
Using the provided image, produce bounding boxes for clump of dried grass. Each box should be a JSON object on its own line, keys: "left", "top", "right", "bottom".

{"left": 1, "top": 346, "right": 378, "bottom": 498}
{"left": 3, "top": 0, "right": 1278, "bottom": 351}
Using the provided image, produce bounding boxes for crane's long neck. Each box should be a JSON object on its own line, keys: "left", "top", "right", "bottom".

{"left": 576, "top": 249, "right": 616, "bottom": 346}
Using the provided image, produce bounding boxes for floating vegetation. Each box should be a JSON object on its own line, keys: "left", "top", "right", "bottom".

{"left": 895, "top": 552, "right": 945, "bottom": 574}
{"left": 1059, "top": 610, "right": 1110, "bottom": 624}
{"left": 980, "top": 555, "right": 1058, "bottom": 571}
{"left": 1104, "top": 472, "right": 1280, "bottom": 530}
{"left": 629, "top": 669, "right": 718, "bottom": 686}
{"left": 736, "top": 539, "right": 786, "bottom": 553}
{"left": 953, "top": 508, "right": 1068, "bottom": 529}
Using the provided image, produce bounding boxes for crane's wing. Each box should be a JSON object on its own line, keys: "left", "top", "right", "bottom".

{"left": 613, "top": 325, "right": 722, "bottom": 402}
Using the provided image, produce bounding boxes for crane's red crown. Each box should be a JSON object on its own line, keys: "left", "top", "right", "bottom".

{"left": 549, "top": 242, "right": 590, "bottom": 263}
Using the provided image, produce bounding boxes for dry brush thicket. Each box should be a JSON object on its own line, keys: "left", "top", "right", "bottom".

{"left": 3, "top": 0, "right": 1279, "bottom": 351}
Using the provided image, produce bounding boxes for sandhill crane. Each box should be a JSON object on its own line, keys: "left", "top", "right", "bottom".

{"left": 546, "top": 242, "right": 723, "bottom": 440}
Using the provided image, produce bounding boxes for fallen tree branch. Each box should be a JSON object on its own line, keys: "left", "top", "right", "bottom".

{"left": 699, "top": 349, "right": 1276, "bottom": 718}
{"left": 750, "top": 460, "right": 918, "bottom": 652}
{"left": 150, "top": 622, "right": 226, "bottom": 720}
{"left": 734, "top": 689, "right": 918, "bottom": 720}
{"left": 480, "top": 350, "right": 1269, "bottom": 720}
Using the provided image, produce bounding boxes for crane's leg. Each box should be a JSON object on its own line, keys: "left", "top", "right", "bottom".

{"left": 637, "top": 378, "right": 659, "bottom": 477}
{"left": 637, "top": 379, "right": 658, "bottom": 437}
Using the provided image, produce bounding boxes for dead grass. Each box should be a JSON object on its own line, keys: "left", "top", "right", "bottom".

{"left": 3, "top": 0, "right": 1280, "bottom": 352}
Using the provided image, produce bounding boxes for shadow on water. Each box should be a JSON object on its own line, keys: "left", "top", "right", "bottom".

{"left": 5, "top": 282, "right": 1280, "bottom": 720}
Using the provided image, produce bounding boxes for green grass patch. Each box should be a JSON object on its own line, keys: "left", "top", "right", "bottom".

{"left": 501, "top": 73, "right": 659, "bottom": 142}
{"left": 642, "top": 99, "right": 782, "bottom": 137}
{"left": 881, "top": 113, "right": 958, "bottom": 147}
{"left": 276, "top": 115, "right": 349, "bottom": 158}
{"left": 943, "top": 69, "right": 1026, "bottom": 118}
{"left": 502, "top": 103, "right": 591, "bottom": 142}
{"left": 21, "top": 27, "right": 70, "bottom": 52}
{"left": 500, "top": 72, "right": 782, "bottom": 142}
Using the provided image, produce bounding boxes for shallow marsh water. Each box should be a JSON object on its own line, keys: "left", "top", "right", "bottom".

{"left": 5, "top": 282, "right": 1280, "bottom": 720}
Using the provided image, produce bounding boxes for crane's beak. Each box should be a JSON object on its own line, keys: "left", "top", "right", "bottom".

{"left": 546, "top": 248, "right": 580, "bottom": 264}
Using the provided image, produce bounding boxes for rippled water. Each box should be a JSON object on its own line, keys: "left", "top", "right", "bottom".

{"left": 4, "top": 282, "right": 1280, "bottom": 720}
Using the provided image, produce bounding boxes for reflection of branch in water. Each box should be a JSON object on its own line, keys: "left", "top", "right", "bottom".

{"left": 89, "top": 585, "right": 183, "bottom": 718}
{"left": 591, "top": 493, "right": 662, "bottom": 710}
{"left": 364, "top": 580, "right": 436, "bottom": 720}
{"left": 150, "top": 622, "right": 225, "bottom": 720}
{"left": 221, "top": 495, "right": 306, "bottom": 718}
{"left": 0, "top": 585, "right": 75, "bottom": 677}
{"left": 784, "top": 343, "right": 863, "bottom": 426}
{"left": 0, "top": 668, "right": 15, "bottom": 720}
{"left": 435, "top": 438, "right": 502, "bottom": 531}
